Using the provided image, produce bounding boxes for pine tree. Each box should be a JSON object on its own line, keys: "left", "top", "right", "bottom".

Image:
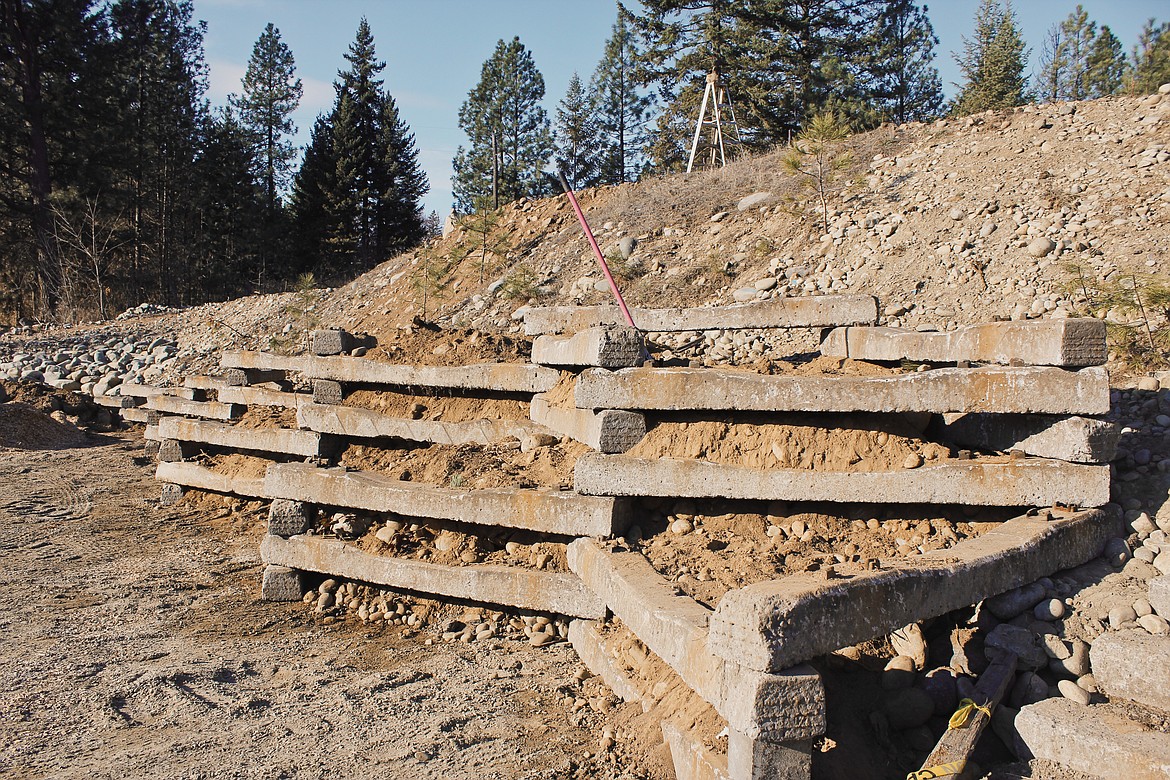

{"left": 554, "top": 73, "right": 601, "bottom": 189}
{"left": 590, "top": 6, "right": 652, "bottom": 184}
{"left": 1086, "top": 25, "right": 1126, "bottom": 98}
{"left": 951, "top": 0, "right": 1029, "bottom": 116}
{"left": 452, "top": 37, "right": 553, "bottom": 211}
{"left": 288, "top": 114, "right": 336, "bottom": 274}
{"left": 1130, "top": 19, "right": 1170, "bottom": 94}
{"left": 232, "top": 23, "right": 301, "bottom": 207}
{"left": 1038, "top": 6, "right": 1101, "bottom": 102}
{"left": 863, "top": 0, "right": 944, "bottom": 124}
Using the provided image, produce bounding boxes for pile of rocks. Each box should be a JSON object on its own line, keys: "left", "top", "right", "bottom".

{"left": 0, "top": 333, "right": 183, "bottom": 395}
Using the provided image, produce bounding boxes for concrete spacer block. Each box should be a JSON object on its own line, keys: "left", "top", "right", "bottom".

{"left": 1152, "top": 577, "right": 1170, "bottom": 618}
{"left": 310, "top": 329, "right": 353, "bottom": 356}
{"left": 1015, "top": 698, "right": 1170, "bottom": 780}
{"left": 1090, "top": 631, "right": 1170, "bottom": 713}
{"left": 728, "top": 731, "right": 811, "bottom": 780}
{"left": 159, "top": 483, "right": 184, "bottom": 506}
{"left": 662, "top": 721, "right": 732, "bottom": 780}
{"left": 223, "top": 368, "right": 249, "bottom": 387}
{"left": 144, "top": 439, "right": 161, "bottom": 459}
{"left": 261, "top": 565, "right": 305, "bottom": 602}
{"left": 312, "top": 380, "right": 344, "bottom": 405}
{"left": 267, "top": 499, "right": 315, "bottom": 538}
{"left": 157, "top": 439, "right": 184, "bottom": 463}
{"left": 529, "top": 394, "right": 645, "bottom": 453}
{"left": 532, "top": 326, "right": 645, "bottom": 369}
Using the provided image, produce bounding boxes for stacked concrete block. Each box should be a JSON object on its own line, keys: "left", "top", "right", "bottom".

{"left": 531, "top": 326, "right": 645, "bottom": 369}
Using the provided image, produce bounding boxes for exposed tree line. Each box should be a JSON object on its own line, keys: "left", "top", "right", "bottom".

{"left": 0, "top": 1, "right": 426, "bottom": 322}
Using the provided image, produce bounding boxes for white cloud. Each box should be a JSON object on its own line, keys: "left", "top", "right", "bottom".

{"left": 207, "top": 58, "right": 245, "bottom": 103}
{"left": 301, "top": 75, "right": 334, "bottom": 114}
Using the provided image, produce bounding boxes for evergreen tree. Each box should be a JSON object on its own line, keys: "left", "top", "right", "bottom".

{"left": 1086, "top": 25, "right": 1126, "bottom": 98}
{"left": 590, "top": 6, "right": 652, "bottom": 184}
{"left": 554, "top": 73, "right": 601, "bottom": 189}
{"left": 452, "top": 37, "right": 553, "bottom": 211}
{"left": 1037, "top": 6, "right": 1101, "bottom": 102}
{"left": 863, "top": 0, "right": 943, "bottom": 124}
{"left": 232, "top": 23, "right": 301, "bottom": 207}
{"left": 288, "top": 114, "right": 336, "bottom": 274}
{"left": 951, "top": 0, "right": 1029, "bottom": 116}
{"left": 1130, "top": 19, "right": 1170, "bottom": 94}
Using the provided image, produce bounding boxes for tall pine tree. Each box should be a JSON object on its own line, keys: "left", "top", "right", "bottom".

{"left": 863, "top": 0, "right": 943, "bottom": 124}
{"left": 590, "top": 6, "right": 652, "bottom": 184}
{"left": 1130, "top": 19, "right": 1170, "bottom": 94}
{"left": 1037, "top": 6, "right": 1101, "bottom": 102}
{"left": 451, "top": 37, "right": 553, "bottom": 211}
{"left": 554, "top": 73, "right": 601, "bottom": 189}
{"left": 1086, "top": 25, "right": 1126, "bottom": 98}
{"left": 951, "top": 0, "right": 1029, "bottom": 116}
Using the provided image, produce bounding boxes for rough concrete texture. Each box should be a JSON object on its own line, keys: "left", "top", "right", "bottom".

{"left": 662, "top": 721, "right": 731, "bottom": 780}
{"left": 143, "top": 424, "right": 160, "bottom": 442}
{"left": 531, "top": 326, "right": 646, "bottom": 369}
{"left": 566, "top": 620, "right": 642, "bottom": 705}
{"left": 728, "top": 731, "right": 811, "bottom": 780}
{"left": 260, "top": 565, "right": 305, "bottom": 602}
{"left": 1015, "top": 698, "right": 1170, "bottom": 780}
{"left": 146, "top": 394, "right": 243, "bottom": 421}
{"left": 707, "top": 508, "right": 1119, "bottom": 672}
{"left": 159, "top": 482, "right": 183, "bottom": 506}
{"left": 94, "top": 394, "right": 143, "bottom": 409}
{"left": 1152, "top": 577, "right": 1170, "bottom": 618}
{"left": 932, "top": 413, "right": 1118, "bottom": 463}
{"left": 261, "top": 534, "right": 603, "bottom": 618}
{"left": 310, "top": 329, "right": 353, "bottom": 356}
{"left": 820, "top": 318, "right": 1107, "bottom": 367}
{"left": 297, "top": 401, "right": 558, "bottom": 446}
{"left": 120, "top": 407, "right": 152, "bottom": 424}
{"left": 267, "top": 499, "right": 314, "bottom": 538}
{"left": 216, "top": 385, "right": 308, "bottom": 410}
{"left": 157, "top": 439, "right": 183, "bottom": 463}
{"left": 224, "top": 367, "right": 287, "bottom": 387}
{"left": 118, "top": 383, "right": 201, "bottom": 401}
{"left": 264, "top": 462, "right": 626, "bottom": 537}
{"left": 222, "top": 350, "right": 560, "bottom": 394}
{"left": 183, "top": 375, "right": 229, "bottom": 390}
{"left": 155, "top": 461, "right": 267, "bottom": 498}
{"left": 156, "top": 417, "right": 325, "bottom": 458}
{"left": 529, "top": 395, "right": 646, "bottom": 453}
{"left": 312, "top": 380, "right": 343, "bottom": 405}
{"left": 567, "top": 539, "right": 825, "bottom": 742}
{"left": 574, "top": 365, "right": 1110, "bottom": 416}
{"left": 1091, "top": 631, "right": 1170, "bottom": 713}
{"left": 574, "top": 453, "right": 1111, "bottom": 508}
{"left": 521, "top": 295, "right": 878, "bottom": 336}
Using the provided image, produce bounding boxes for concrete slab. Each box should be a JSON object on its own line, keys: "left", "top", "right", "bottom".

{"left": 529, "top": 395, "right": 645, "bottom": 453}
{"left": 706, "top": 508, "right": 1119, "bottom": 673}
{"left": 156, "top": 417, "right": 326, "bottom": 458}
{"left": 1015, "top": 698, "right": 1170, "bottom": 780}
{"left": 574, "top": 366, "right": 1111, "bottom": 416}
{"left": 155, "top": 461, "right": 267, "bottom": 498}
{"left": 224, "top": 367, "right": 287, "bottom": 386}
{"left": 522, "top": 296, "right": 878, "bottom": 336}
{"left": 662, "top": 721, "right": 731, "bottom": 780}
{"left": 567, "top": 539, "right": 825, "bottom": 742}
{"left": 144, "top": 424, "right": 161, "bottom": 441}
{"left": 93, "top": 394, "right": 142, "bottom": 409}
{"left": 574, "top": 453, "right": 1111, "bottom": 507}
{"left": 532, "top": 326, "right": 645, "bottom": 369}
{"left": 1091, "top": 631, "right": 1170, "bottom": 713}
{"left": 728, "top": 730, "right": 811, "bottom": 780}
{"left": 118, "top": 383, "right": 201, "bottom": 401}
{"left": 567, "top": 619, "right": 643, "bottom": 704}
{"left": 261, "top": 533, "right": 604, "bottom": 618}
{"left": 1152, "top": 577, "right": 1170, "bottom": 618}
{"left": 932, "top": 413, "right": 1118, "bottom": 463}
{"left": 820, "top": 319, "right": 1107, "bottom": 367}
{"left": 264, "top": 462, "right": 627, "bottom": 537}
{"left": 184, "top": 375, "right": 229, "bottom": 391}
{"left": 297, "top": 401, "right": 557, "bottom": 446}
{"left": 146, "top": 394, "right": 242, "bottom": 421}
{"left": 261, "top": 565, "right": 305, "bottom": 601}
{"left": 120, "top": 407, "right": 152, "bottom": 424}
{"left": 216, "top": 386, "right": 308, "bottom": 410}
{"left": 222, "top": 350, "right": 560, "bottom": 393}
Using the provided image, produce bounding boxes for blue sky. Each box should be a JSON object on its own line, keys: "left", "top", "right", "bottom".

{"left": 194, "top": 0, "right": 1166, "bottom": 217}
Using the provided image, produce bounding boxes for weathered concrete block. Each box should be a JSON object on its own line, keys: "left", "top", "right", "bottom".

{"left": 1091, "top": 631, "right": 1170, "bottom": 713}
{"left": 261, "top": 534, "right": 603, "bottom": 618}
{"left": 567, "top": 620, "right": 642, "bottom": 704}
{"left": 267, "top": 499, "right": 315, "bottom": 538}
{"left": 312, "top": 380, "right": 344, "bottom": 405}
{"left": 261, "top": 565, "right": 304, "bottom": 602}
{"left": 728, "top": 731, "right": 811, "bottom": 780}
{"left": 120, "top": 406, "right": 152, "bottom": 424}
{"left": 532, "top": 326, "right": 645, "bottom": 369}
{"left": 143, "top": 439, "right": 160, "bottom": 459}
{"left": 310, "top": 329, "right": 353, "bottom": 356}
{"left": 522, "top": 296, "right": 878, "bottom": 336}
{"left": 707, "top": 508, "right": 1118, "bottom": 673}
{"left": 1152, "top": 577, "right": 1170, "bottom": 618}
{"left": 264, "top": 462, "right": 627, "bottom": 537}
{"left": 93, "top": 394, "right": 143, "bottom": 409}
{"left": 574, "top": 366, "right": 1111, "bottom": 416}
{"left": 297, "top": 402, "right": 557, "bottom": 446}
{"left": 143, "top": 423, "right": 161, "bottom": 442}
{"left": 222, "top": 350, "right": 560, "bottom": 394}
{"left": 118, "top": 383, "right": 202, "bottom": 401}
{"left": 574, "top": 453, "right": 1111, "bottom": 508}
{"left": 224, "top": 367, "right": 287, "bottom": 387}
{"left": 145, "top": 395, "right": 243, "bottom": 421}
{"left": 156, "top": 416, "right": 326, "bottom": 458}
{"left": 662, "top": 721, "right": 731, "bottom": 780}
{"left": 567, "top": 539, "right": 825, "bottom": 742}
{"left": 155, "top": 461, "right": 268, "bottom": 498}
{"left": 159, "top": 482, "right": 183, "bottom": 506}
{"left": 529, "top": 395, "right": 645, "bottom": 453}
{"left": 157, "top": 439, "right": 184, "bottom": 463}
{"left": 184, "top": 375, "right": 230, "bottom": 391}
{"left": 216, "top": 385, "right": 308, "bottom": 410}
{"left": 1015, "top": 698, "right": 1170, "bottom": 780}
{"left": 820, "top": 319, "right": 1107, "bottom": 367}
{"left": 932, "top": 413, "right": 1118, "bottom": 463}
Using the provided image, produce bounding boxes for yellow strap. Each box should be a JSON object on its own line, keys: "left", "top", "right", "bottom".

{"left": 948, "top": 697, "right": 992, "bottom": 729}
{"left": 906, "top": 760, "right": 967, "bottom": 779}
